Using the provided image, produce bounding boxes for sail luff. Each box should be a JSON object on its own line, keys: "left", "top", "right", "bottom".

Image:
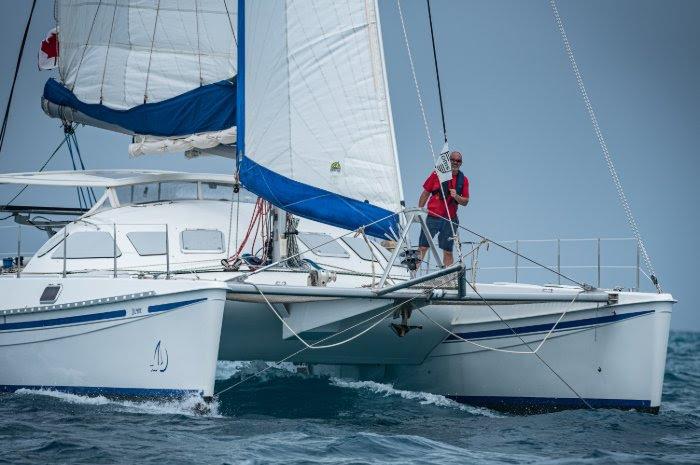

{"left": 236, "top": 0, "right": 245, "bottom": 168}
{"left": 373, "top": 0, "right": 405, "bottom": 206}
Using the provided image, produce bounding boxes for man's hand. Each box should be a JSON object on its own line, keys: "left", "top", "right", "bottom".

{"left": 449, "top": 188, "right": 457, "bottom": 198}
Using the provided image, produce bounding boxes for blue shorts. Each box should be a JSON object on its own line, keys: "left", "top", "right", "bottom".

{"left": 418, "top": 215, "right": 458, "bottom": 252}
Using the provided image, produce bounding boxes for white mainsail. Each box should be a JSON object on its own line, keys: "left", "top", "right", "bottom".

{"left": 43, "top": 0, "right": 238, "bottom": 155}
{"left": 240, "top": 0, "right": 403, "bottom": 238}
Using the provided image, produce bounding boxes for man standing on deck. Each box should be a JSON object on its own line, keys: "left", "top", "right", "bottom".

{"left": 418, "top": 151, "right": 469, "bottom": 266}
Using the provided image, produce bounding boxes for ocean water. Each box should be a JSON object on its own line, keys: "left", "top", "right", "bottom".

{"left": 1, "top": 332, "right": 698, "bottom": 465}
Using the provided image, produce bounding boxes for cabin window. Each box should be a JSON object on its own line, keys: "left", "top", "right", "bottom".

{"left": 114, "top": 185, "right": 133, "bottom": 205}
{"left": 127, "top": 232, "right": 167, "bottom": 256}
{"left": 375, "top": 242, "right": 394, "bottom": 260}
{"left": 201, "top": 183, "right": 233, "bottom": 201}
{"left": 159, "top": 182, "right": 197, "bottom": 201}
{"left": 40, "top": 285, "right": 61, "bottom": 304}
{"left": 297, "top": 232, "right": 349, "bottom": 258}
{"left": 201, "top": 183, "right": 257, "bottom": 203}
{"left": 132, "top": 183, "right": 159, "bottom": 204}
{"left": 180, "top": 229, "right": 224, "bottom": 253}
{"left": 36, "top": 230, "right": 68, "bottom": 257}
{"left": 341, "top": 237, "right": 378, "bottom": 261}
{"left": 51, "top": 231, "right": 121, "bottom": 259}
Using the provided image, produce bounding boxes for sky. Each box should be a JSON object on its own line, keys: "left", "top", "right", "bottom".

{"left": 0, "top": 0, "right": 697, "bottom": 330}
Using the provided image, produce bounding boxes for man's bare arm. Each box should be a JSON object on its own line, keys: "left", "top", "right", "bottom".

{"left": 448, "top": 189, "right": 469, "bottom": 206}
{"left": 418, "top": 190, "right": 430, "bottom": 208}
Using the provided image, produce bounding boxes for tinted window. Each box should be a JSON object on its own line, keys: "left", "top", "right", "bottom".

{"left": 132, "top": 183, "right": 159, "bottom": 204}
{"left": 52, "top": 231, "right": 121, "bottom": 259}
{"left": 201, "top": 183, "right": 257, "bottom": 203}
{"left": 201, "top": 183, "right": 233, "bottom": 201}
{"left": 298, "top": 232, "right": 349, "bottom": 258}
{"left": 181, "top": 229, "right": 224, "bottom": 253}
{"left": 36, "top": 229, "right": 68, "bottom": 257}
{"left": 159, "top": 182, "right": 197, "bottom": 201}
{"left": 341, "top": 237, "right": 377, "bottom": 261}
{"left": 40, "top": 285, "right": 61, "bottom": 304}
{"left": 127, "top": 232, "right": 167, "bottom": 256}
{"left": 114, "top": 185, "right": 133, "bottom": 205}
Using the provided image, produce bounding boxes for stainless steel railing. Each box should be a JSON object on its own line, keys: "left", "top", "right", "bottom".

{"left": 0, "top": 221, "right": 172, "bottom": 279}
{"left": 473, "top": 237, "right": 641, "bottom": 291}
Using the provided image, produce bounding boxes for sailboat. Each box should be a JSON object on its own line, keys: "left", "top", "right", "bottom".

{"left": 0, "top": 0, "right": 673, "bottom": 413}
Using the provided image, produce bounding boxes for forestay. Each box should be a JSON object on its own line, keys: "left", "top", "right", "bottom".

{"left": 240, "top": 0, "right": 403, "bottom": 239}
{"left": 43, "top": 0, "right": 238, "bottom": 155}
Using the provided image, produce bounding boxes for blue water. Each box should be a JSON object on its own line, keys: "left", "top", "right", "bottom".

{"left": 1, "top": 331, "right": 698, "bottom": 464}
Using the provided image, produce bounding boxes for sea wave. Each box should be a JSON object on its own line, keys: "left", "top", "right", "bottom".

{"left": 330, "top": 378, "right": 500, "bottom": 417}
{"left": 14, "top": 388, "right": 221, "bottom": 418}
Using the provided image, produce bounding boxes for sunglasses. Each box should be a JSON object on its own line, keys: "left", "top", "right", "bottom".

{"left": 450, "top": 158, "right": 462, "bottom": 163}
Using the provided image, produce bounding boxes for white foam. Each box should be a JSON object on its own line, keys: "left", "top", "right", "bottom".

{"left": 15, "top": 388, "right": 111, "bottom": 406}
{"left": 265, "top": 361, "right": 298, "bottom": 373}
{"left": 117, "top": 394, "right": 222, "bottom": 418}
{"left": 14, "top": 389, "right": 221, "bottom": 418}
{"left": 216, "top": 360, "right": 252, "bottom": 380}
{"left": 330, "top": 379, "right": 500, "bottom": 417}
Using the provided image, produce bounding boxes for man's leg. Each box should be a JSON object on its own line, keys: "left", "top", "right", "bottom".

{"left": 419, "top": 246, "right": 428, "bottom": 261}
{"left": 438, "top": 218, "right": 457, "bottom": 267}
{"left": 419, "top": 216, "right": 442, "bottom": 265}
{"left": 443, "top": 250, "right": 454, "bottom": 266}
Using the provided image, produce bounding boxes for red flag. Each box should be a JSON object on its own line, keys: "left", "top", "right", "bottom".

{"left": 38, "top": 27, "right": 58, "bottom": 70}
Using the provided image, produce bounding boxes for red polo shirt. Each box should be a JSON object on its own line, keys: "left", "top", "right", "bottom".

{"left": 423, "top": 171, "right": 469, "bottom": 220}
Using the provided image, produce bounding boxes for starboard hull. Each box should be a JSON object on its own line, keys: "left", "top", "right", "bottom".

{"left": 300, "top": 293, "right": 673, "bottom": 413}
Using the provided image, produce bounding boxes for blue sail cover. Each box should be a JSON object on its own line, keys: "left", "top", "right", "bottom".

{"left": 43, "top": 78, "right": 236, "bottom": 137}
{"left": 240, "top": 156, "right": 399, "bottom": 239}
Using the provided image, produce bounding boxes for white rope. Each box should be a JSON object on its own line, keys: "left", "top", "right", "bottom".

{"left": 419, "top": 290, "right": 582, "bottom": 355}
{"left": 396, "top": 0, "right": 460, "bottom": 256}
{"left": 549, "top": 0, "right": 659, "bottom": 291}
{"left": 254, "top": 284, "right": 397, "bottom": 350}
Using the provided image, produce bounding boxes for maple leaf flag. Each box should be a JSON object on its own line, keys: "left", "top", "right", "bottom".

{"left": 38, "top": 27, "right": 58, "bottom": 70}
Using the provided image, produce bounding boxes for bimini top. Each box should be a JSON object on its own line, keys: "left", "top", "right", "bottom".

{"left": 0, "top": 170, "right": 235, "bottom": 188}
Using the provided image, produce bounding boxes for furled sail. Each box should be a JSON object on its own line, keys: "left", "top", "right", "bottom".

{"left": 239, "top": 0, "right": 403, "bottom": 239}
{"left": 42, "top": 0, "right": 237, "bottom": 156}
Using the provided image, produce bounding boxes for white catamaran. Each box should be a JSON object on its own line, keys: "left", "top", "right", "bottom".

{"left": 0, "top": 0, "right": 673, "bottom": 413}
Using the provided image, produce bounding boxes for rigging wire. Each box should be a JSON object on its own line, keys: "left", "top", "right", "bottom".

{"left": 0, "top": 0, "right": 37, "bottom": 156}
{"left": 1, "top": 132, "right": 70, "bottom": 210}
{"left": 426, "top": 0, "right": 447, "bottom": 143}
{"left": 396, "top": 0, "right": 459, "bottom": 255}
{"left": 548, "top": 0, "right": 660, "bottom": 292}
{"left": 67, "top": 130, "right": 97, "bottom": 203}
{"left": 64, "top": 130, "right": 87, "bottom": 210}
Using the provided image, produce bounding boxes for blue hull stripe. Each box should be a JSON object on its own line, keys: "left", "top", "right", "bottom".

{"left": 445, "top": 310, "right": 654, "bottom": 342}
{"left": 0, "top": 310, "right": 126, "bottom": 331}
{"left": 0, "top": 385, "right": 201, "bottom": 397}
{"left": 0, "top": 298, "right": 208, "bottom": 331}
{"left": 449, "top": 395, "right": 651, "bottom": 409}
{"left": 239, "top": 155, "right": 399, "bottom": 239}
{"left": 148, "top": 298, "right": 207, "bottom": 313}
{"left": 43, "top": 78, "right": 236, "bottom": 137}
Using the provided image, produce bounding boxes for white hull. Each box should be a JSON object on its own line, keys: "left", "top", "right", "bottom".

{"left": 0, "top": 277, "right": 227, "bottom": 398}
{"left": 281, "top": 291, "right": 675, "bottom": 412}
{"left": 383, "top": 300, "right": 672, "bottom": 412}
